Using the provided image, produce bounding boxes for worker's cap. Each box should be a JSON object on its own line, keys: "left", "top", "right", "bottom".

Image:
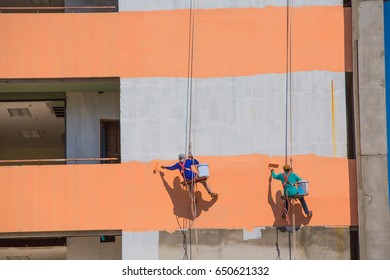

{"left": 283, "top": 164, "right": 291, "bottom": 172}
{"left": 178, "top": 153, "right": 186, "bottom": 160}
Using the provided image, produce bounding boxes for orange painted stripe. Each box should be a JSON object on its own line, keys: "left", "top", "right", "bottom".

{"left": 0, "top": 155, "right": 357, "bottom": 233}
{"left": 0, "top": 6, "right": 351, "bottom": 79}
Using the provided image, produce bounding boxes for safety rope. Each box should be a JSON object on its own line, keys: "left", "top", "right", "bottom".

{"left": 176, "top": 216, "right": 189, "bottom": 260}
{"left": 185, "top": 0, "right": 196, "bottom": 157}
{"left": 284, "top": 0, "right": 289, "bottom": 165}
{"left": 289, "top": 0, "right": 294, "bottom": 169}
{"left": 275, "top": 228, "right": 281, "bottom": 260}
{"left": 182, "top": 0, "right": 199, "bottom": 260}
{"left": 285, "top": 0, "right": 294, "bottom": 167}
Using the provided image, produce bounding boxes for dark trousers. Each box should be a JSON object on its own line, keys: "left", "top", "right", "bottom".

{"left": 284, "top": 196, "right": 310, "bottom": 215}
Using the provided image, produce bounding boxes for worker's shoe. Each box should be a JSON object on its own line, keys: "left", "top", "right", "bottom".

{"left": 306, "top": 211, "right": 313, "bottom": 217}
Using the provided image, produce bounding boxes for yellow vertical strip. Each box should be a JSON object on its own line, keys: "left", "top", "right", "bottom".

{"left": 331, "top": 80, "right": 337, "bottom": 156}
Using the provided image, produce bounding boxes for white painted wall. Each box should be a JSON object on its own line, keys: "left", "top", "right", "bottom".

{"left": 122, "top": 231, "right": 159, "bottom": 260}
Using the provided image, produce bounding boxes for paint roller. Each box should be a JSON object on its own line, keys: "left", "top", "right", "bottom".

{"left": 153, "top": 161, "right": 159, "bottom": 174}
{"left": 268, "top": 163, "right": 279, "bottom": 168}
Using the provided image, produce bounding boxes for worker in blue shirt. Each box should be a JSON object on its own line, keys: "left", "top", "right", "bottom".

{"left": 270, "top": 164, "right": 312, "bottom": 218}
{"left": 162, "top": 153, "right": 217, "bottom": 198}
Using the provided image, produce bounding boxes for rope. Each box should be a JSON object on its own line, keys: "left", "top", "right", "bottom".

{"left": 284, "top": 0, "right": 290, "bottom": 165}
{"left": 289, "top": 0, "right": 294, "bottom": 168}
{"left": 175, "top": 216, "right": 189, "bottom": 260}
{"left": 285, "top": 0, "right": 294, "bottom": 166}
{"left": 192, "top": 0, "right": 200, "bottom": 156}
{"left": 288, "top": 231, "right": 292, "bottom": 260}
{"left": 183, "top": 0, "right": 195, "bottom": 259}
{"left": 185, "top": 0, "right": 196, "bottom": 157}
{"left": 284, "top": 194, "right": 291, "bottom": 224}
{"left": 182, "top": 0, "right": 200, "bottom": 260}
{"left": 275, "top": 228, "right": 281, "bottom": 260}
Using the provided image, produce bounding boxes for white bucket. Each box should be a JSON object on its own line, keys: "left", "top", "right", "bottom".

{"left": 297, "top": 180, "right": 309, "bottom": 195}
{"left": 197, "top": 164, "right": 209, "bottom": 178}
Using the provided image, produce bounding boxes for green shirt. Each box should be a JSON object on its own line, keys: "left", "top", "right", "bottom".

{"left": 271, "top": 170, "right": 302, "bottom": 196}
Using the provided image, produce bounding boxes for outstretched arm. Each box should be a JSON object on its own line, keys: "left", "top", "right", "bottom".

{"left": 271, "top": 170, "right": 283, "bottom": 181}
{"left": 161, "top": 162, "right": 181, "bottom": 171}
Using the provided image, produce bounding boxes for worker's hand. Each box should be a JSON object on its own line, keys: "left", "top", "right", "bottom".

{"left": 161, "top": 166, "right": 166, "bottom": 169}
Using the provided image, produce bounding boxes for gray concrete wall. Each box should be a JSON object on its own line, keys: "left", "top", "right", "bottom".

{"left": 67, "top": 236, "right": 121, "bottom": 260}
{"left": 121, "top": 227, "right": 351, "bottom": 260}
{"left": 352, "top": 0, "right": 390, "bottom": 259}
{"left": 66, "top": 91, "right": 119, "bottom": 161}
{"left": 120, "top": 72, "right": 347, "bottom": 162}
{"left": 119, "top": 0, "right": 342, "bottom": 11}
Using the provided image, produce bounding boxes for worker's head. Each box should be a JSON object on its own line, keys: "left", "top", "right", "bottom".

{"left": 283, "top": 164, "right": 291, "bottom": 172}
{"left": 178, "top": 153, "right": 186, "bottom": 162}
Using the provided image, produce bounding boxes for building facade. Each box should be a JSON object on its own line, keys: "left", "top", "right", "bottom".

{"left": 0, "top": 0, "right": 388, "bottom": 260}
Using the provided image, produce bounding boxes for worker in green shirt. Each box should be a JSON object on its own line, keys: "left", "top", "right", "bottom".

{"left": 270, "top": 164, "right": 312, "bottom": 218}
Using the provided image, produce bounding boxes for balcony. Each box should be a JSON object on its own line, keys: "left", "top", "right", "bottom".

{"left": 0, "top": 77, "right": 120, "bottom": 165}
{"left": 0, "top": 0, "right": 118, "bottom": 13}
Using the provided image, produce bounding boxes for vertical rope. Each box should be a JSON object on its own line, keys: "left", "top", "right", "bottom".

{"left": 285, "top": 0, "right": 294, "bottom": 166}
{"left": 288, "top": 231, "right": 292, "bottom": 260}
{"left": 289, "top": 0, "right": 294, "bottom": 167}
{"left": 292, "top": 208, "right": 296, "bottom": 260}
{"left": 192, "top": 0, "right": 200, "bottom": 157}
{"left": 284, "top": 0, "right": 290, "bottom": 165}
{"left": 185, "top": 0, "right": 195, "bottom": 157}
{"left": 331, "top": 80, "right": 337, "bottom": 156}
{"left": 184, "top": 0, "right": 200, "bottom": 260}
{"left": 275, "top": 228, "right": 281, "bottom": 260}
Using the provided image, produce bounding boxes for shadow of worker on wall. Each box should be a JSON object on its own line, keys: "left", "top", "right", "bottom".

{"left": 267, "top": 174, "right": 311, "bottom": 232}
{"left": 160, "top": 171, "right": 218, "bottom": 221}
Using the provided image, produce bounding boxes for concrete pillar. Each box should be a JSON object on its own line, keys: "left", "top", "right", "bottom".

{"left": 352, "top": 0, "right": 390, "bottom": 259}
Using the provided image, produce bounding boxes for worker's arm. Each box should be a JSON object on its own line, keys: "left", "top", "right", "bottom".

{"left": 293, "top": 173, "right": 303, "bottom": 182}
{"left": 161, "top": 162, "right": 180, "bottom": 171}
{"left": 271, "top": 170, "right": 283, "bottom": 181}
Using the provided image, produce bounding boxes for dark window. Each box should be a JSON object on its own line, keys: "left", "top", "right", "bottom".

{"left": 343, "top": 0, "right": 351, "bottom": 7}
{"left": 101, "top": 119, "right": 120, "bottom": 163}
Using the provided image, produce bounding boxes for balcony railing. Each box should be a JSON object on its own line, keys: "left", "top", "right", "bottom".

{"left": 0, "top": 6, "right": 116, "bottom": 12}
{"left": 0, "top": 157, "right": 119, "bottom": 165}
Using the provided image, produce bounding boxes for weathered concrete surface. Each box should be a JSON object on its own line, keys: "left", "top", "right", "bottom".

{"left": 120, "top": 72, "right": 347, "bottom": 162}
{"left": 67, "top": 236, "right": 122, "bottom": 260}
{"left": 353, "top": 0, "right": 390, "bottom": 259}
{"left": 359, "top": 155, "right": 390, "bottom": 258}
{"left": 119, "top": 0, "right": 342, "bottom": 11}
{"left": 158, "top": 227, "right": 351, "bottom": 260}
{"left": 66, "top": 91, "right": 119, "bottom": 161}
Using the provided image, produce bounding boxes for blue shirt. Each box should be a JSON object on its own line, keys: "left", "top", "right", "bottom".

{"left": 271, "top": 170, "right": 302, "bottom": 196}
{"left": 166, "top": 159, "right": 199, "bottom": 180}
